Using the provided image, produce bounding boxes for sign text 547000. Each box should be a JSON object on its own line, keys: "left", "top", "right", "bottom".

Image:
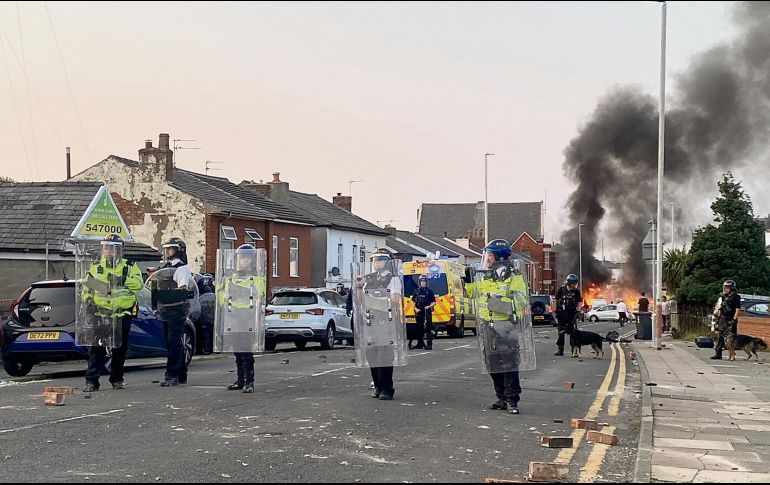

{"left": 85, "top": 223, "right": 123, "bottom": 234}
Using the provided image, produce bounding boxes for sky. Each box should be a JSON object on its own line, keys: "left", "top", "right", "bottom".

{"left": 1, "top": 1, "right": 760, "bottom": 257}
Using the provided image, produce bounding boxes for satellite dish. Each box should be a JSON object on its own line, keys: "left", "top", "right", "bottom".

{"left": 331, "top": 267, "right": 341, "bottom": 276}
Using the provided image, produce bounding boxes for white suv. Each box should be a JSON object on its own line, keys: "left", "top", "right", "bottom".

{"left": 265, "top": 288, "right": 353, "bottom": 351}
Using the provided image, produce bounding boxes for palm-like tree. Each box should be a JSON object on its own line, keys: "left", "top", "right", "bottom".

{"left": 663, "top": 248, "right": 688, "bottom": 294}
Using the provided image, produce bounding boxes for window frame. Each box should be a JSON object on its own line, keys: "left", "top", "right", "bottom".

{"left": 272, "top": 235, "right": 279, "bottom": 277}
{"left": 289, "top": 237, "right": 299, "bottom": 277}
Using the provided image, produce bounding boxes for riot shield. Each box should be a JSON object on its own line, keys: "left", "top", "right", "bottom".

{"left": 351, "top": 261, "right": 407, "bottom": 368}
{"left": 471, "top": 259, "right": 536, "bottom": 373}
{"left": 74, "top": 243, "right": 120, "bottom": 348}
{"left": 144, "top": 267, "right": 197, "bottom": 322}
{"left": 213, "top": 248, "right": 266, "bottom": 353}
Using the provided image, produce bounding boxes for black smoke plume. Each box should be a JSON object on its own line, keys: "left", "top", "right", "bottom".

{"left": 561, "top": 1, "right": 770, "bottom": 292}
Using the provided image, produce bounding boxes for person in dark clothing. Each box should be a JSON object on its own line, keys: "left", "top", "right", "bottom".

{"left": 638, "top": 292, "right": 650, "bottom": 313}
{"left": 410, "top": 275, "right": 436, "bottom": 350}
{"left": 554, "top": 274, "right": 582, "bottom": 356}
{"left": 711, "top": 280, "right": 741, "bottom": 360}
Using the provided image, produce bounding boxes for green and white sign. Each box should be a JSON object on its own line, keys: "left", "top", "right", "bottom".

{"left": 70, "top": 185, "right": 133, "bottom": 241}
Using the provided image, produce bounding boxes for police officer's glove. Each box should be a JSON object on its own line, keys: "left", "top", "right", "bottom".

{"left": 463, "top": 267, "right": 474, "bottom": 284}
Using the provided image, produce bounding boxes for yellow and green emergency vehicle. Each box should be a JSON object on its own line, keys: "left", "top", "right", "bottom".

{"left": 402, "top": 260, "right": 476, "bottom": 338}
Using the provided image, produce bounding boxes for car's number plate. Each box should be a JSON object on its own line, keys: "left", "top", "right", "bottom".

{"left": 27, "top": 332, "right": 60, "bottom": 340}
{"left": 405, "top": 317, "right": 416, "bottom": 323}
{"left": 280, "top": 313, "right": 300, "bottom": 320}
{"left": 534, "top": 316, "right": 544, "bottom": 320}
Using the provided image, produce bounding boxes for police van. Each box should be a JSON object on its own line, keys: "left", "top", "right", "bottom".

{"left": 402, "top": 260, "right": 476, "bottom": 338}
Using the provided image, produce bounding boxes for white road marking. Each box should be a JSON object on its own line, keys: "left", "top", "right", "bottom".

{"left": 444, "top": 345, "right": 471, "bottom": 351}
{"left": 0, "top": 409, "right": 125, "bottom": 434}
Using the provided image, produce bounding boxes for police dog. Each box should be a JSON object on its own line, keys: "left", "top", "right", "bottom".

{"left": 725, "top": 334, "right": 768, "bottom": 361}
{"left": 566, "top": 327, "right": 605, "bottom": 359}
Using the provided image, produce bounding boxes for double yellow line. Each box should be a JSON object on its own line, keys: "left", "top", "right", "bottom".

{"left": 552, "top": 339, "right": 628, "bottom": 482}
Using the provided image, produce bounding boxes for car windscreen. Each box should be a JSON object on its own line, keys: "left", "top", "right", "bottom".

{"left": 530, "top": 296, "right": 551, "bottom": 306}
{"left": 24, "top": 285, "right": 75, "bottom": 327}
{"left": 403, "top": 274, "right": 449, "bottom": 298}
{"left": 270, "top": 292, "right": 318, "bottom": 306}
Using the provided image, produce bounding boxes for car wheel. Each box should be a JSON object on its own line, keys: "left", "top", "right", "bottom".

{"left": 265, "top": 339, "right": 277, "bottom": 351}
{"left": 589, "top": 315, "right": 599, "bottom": 322}
{"left": 182, "top": 327, "right": 195, "bottom": 367}
{"left": 3, "top": 358, "right": 34, "bottom": 377}
{"left": 320, "top": 324, "right": 335, "bottom": 350}
{"left": 294, "top": 341, "right": 307, "bottom": 350}
{"left": 471, "top": 327, "right": 477, "bottom": 336}
{"left": 456, "top": 316, "right": 465, "bottom": 339}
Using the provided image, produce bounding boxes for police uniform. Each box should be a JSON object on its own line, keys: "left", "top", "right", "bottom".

{"left": 82, "top": 236, "right": 143, "bottom": 391}
{"left": 411, "top": 283, "right": 436, "bottom": 350}
{"left": 712, "top": 287, "right": 740, "bottom": 360}
{"left": 157, "top": 238, "right": 193, "bottom": 387}
{"left": 363, "top": 265, "right": 397, "bottom": 399}
{"left": 555, "top": 282, "right": 582, "bottom": 356}
{"left": 218, "top": 270, "right": 265, "bottom": 392}
{"left": 464, "top": 239, "right": 528, "bottom": 413}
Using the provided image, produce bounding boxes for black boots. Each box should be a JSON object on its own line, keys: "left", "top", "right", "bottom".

{"left": 489, "top": 399, "right": 507, "bottom": 410}
{"left": 228, "top": 364, "right": 245, "bottom": 390}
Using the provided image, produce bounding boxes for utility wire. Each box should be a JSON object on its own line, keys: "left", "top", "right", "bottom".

{"left": 44, "top": 1, "right": 93, "bottom": 164}
{"left": 1, "top": 32, "right": 33, "bottom": 181}
{"left": 17, "top": 1, "right": 39, "bottom": 179}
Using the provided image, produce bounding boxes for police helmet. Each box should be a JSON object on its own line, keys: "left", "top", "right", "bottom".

{"left": 566, "top": 274, "right": 579, "bottom": 285}
{"left": 235, "top": 244, "right": 257, "bottom": 271}
{"left": 162, "top": 237, "right": 187, "bottom": 264}
{"left": 483, "top": 239, "right": 512, "bottom": 261}
{"left": 723, "top": 279, "right": 736, "bottom": 290}
{"left": 418, "top": 274, "right": 429, "bottom": 283}
{"left": 370, "top": 248, "right": 394, "bottom": 262}
{"left": 102, "top": 234, "right": 124, "bottom": 246}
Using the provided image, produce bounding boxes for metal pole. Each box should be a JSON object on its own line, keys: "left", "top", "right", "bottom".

{"left": 654, "top": 1, "right": 667, "bottom": 351}
{"left": 578, "top": 223, "right": 584, "bottom": 298}
{"left": 45, "top": 242, "right": 49, "bottom": 280}
{"left": 669, "top": 202, "right": 675, "bottom": 248}
{"left": 65, "top": 147, "right": 71, "bottom": 180}
{"left": 484, "top": 153, "right": 494, "bottom": 244}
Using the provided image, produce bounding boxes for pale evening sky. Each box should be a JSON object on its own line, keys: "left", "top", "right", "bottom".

{"left": 2, "top": 1, "right": 757, "bottom": 258}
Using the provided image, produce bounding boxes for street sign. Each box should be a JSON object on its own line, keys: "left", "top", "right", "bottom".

{"left": 70, "top": 185, "right": 133, "bottom": 241}
{"left": 642, "top": 227, "right": 656, "bottom": 261}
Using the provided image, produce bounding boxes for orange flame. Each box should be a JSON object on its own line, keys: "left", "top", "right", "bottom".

{"left": 583, "top": 284, "right": 641, "bottom": 311}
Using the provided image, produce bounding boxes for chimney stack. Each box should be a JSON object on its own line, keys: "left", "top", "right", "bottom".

{"left": 333, "top": 192, "right": 353, "bottom": 213}
{"left": 240, "top": 179, "right": 272, "bottom": 198}
{"left": 138, "top": 134, "right": 174, "bottom": 181}
{"left": 268, "top": 172, "right": 289, "bottom": 203}
{"left": 383, "top": 224, "right": 397, "bottom": 236}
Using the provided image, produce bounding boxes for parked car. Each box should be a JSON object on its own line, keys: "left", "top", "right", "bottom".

{"left": 265, "top": 288, "right": 353, "bottom": 351}
{"left": 738, "top": 299, "right": 770, "bottom": 334}
{"left": 530, "top": 294, "right": 556, "bottom": 326}
{"left": 1, "top": 280, "right": 197, "bottom": 377}
{"left": 586, "top": 304, "right": 626, "bottom": 322}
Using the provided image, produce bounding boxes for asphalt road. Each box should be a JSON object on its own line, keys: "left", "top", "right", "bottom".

{"left": 0, "top": 320, "right": 641, "bottom": 483}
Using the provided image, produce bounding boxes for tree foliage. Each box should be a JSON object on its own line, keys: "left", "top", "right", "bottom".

{"left": 677, "top": 173, "right": 770, "bottom": 304}
{"left": 663, "top": 248, "right": 688, "bottom": 294}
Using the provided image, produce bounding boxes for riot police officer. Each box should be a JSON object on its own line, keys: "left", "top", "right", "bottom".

{"left": 711, "top": 280, "right": 740, "bottom": 360}
{"left": 218, "top": 244, "right": 265, "bottom": 393}
{"left": 158, "top": 237, "right": 193, "bottom": 387}
{"left": 82, "top": 234, "right": 143, "bottom": 392}
{"left": 554, "top": 274, "right": 582, "bottom": 356}
{"left": 410, "top": 274, "right": 436, "bottom": 350}
{"left": 464, "top": 239, "right": 532, "bottom": 415}
{"left": 355, "top": 248, "right": 401, "bottom": 401}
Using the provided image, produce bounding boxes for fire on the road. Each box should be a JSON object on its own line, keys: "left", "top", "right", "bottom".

{"left": 582, "top": 284, "right": 640, "bottom": 311}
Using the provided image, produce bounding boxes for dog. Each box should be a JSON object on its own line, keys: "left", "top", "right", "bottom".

{"left": 725, "top": 334, "right": 767, "bottom": 361}
{"left": 566, "top": 327, "right": 605, "bottom": 359}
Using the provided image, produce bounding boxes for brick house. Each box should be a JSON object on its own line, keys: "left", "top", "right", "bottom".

{"left": 511, "top": 232, "right": 557, "bottom": 296}
{"left": 70, "top": 134, "right": 316, "bottom": 293}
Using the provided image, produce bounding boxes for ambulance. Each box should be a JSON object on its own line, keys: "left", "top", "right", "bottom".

{"left": 402, "top": 260, "right": 476, "bottom": 338}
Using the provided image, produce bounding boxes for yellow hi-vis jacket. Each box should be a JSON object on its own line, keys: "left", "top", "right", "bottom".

{"left": 465, "top": 266, "right": 527, "bottom": 322}
{"left": 82, "top": 258, "right": 143, "bottom": 317}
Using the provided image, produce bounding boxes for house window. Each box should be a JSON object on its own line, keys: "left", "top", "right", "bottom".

{"left": 337, "top": 243, "right": 344, "bottom": 273}
{"left": 220, "top": 225, "right": 237, "bottom": 250}
{"left": 272, "top": 235, "right": 278, "bottom": 277}
{"left": 245, "top": 228, "right": 263, "bottom": 244}
{"left": 290, "top": 238, "right": 299, "bottom": 277}
{"left": 352, "top": 245, "right": 357, "bottom": 274}
{"left": 544, "top": 250, "right": 550, "bottom": 270}
{"left": 360, "top": 247, "right": 366, "bottom": 263}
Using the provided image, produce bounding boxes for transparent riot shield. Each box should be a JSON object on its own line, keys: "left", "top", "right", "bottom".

{"left": 351, "top": 261, "right": 407, "bottom": 368}
{"left": 470, "top": 259, "right": 536, "bottom": 373}
{"left": 144, "top": 267, "right": 197, "bottom": 322}
{"left": 213, "top": 248, "right": 267, "bottom": 353}
{"left": 74, "top": 243, "right": 120, "bottom": 348}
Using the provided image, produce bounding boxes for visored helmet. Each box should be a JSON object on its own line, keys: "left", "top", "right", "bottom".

{"left": 723, "top": 279, "right": 736, "bottom": 290}
{"left": 566, "top": 274, "right": 579, "bottom": 285}
{"left": 101, "top": 234, "right": 124, "bottom": 267}
{"left": 162, "top": 237, "right": 187, "bottom": 265}
{"left": 235, "top": 244, "right": 257, "bottom": 272}
{"left": 480, "top": 239, "right": 512, "bottom": 270}
{"left": 370, "top": 248, "right": 394, "bottom": 262}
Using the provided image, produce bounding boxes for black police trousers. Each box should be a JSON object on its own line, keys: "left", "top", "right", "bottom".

{"left": 491, "top": 371, "right": 521, "bottom": 404}
{"left": 233, "top": 352, "right": 255, "bottom": 385}
{"left": 85, "top": 315, "right": 132, "bottom": 387}
{"left": 164, "top": 318, "right": 188, "bottom": 382}
{"left": 370, "top": 366, "right": 394, "bottom": 397}
{"left": 556, "top": 312, "right": 577, "bottom": 351}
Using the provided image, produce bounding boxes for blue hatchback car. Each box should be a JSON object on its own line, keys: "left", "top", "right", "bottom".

{"left": 1, "top": 280, "right": 196, "bottom": 377}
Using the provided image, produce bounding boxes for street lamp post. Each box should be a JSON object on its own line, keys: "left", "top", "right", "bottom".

{"left": 578, "top": 223, "right": 585, "bottom": 298}
{"left": 668, "top": 202, "right": 675, "bottom": 249}
{"left": 654, "top": 1, "right": 667, "bottom": 351}
{"left": 484, "top": 153, "right": 495, "bottom": 244}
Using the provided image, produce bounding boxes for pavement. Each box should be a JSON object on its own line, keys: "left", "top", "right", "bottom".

{"left": 632, "top": 335, "right": 770, "bottom": 483}
{"left": 0, "top": 320, "right": 640, "bottom": 483}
